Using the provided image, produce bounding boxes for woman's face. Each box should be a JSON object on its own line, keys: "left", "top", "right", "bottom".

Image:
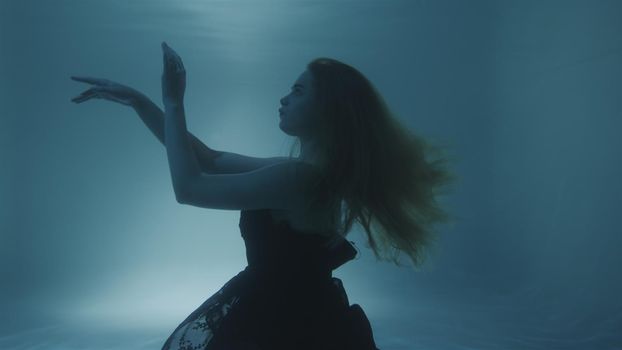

{"left": 279, "top": 69, "right": 319, "bottom": 138}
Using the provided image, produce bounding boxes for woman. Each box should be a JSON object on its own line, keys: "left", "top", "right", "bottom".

{"left": 71, "top": 42, "right": 456, "bottom": 350}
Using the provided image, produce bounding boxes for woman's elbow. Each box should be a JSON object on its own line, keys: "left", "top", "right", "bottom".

{"left": 173, "top": 183, "right": 190, "bottom": 204}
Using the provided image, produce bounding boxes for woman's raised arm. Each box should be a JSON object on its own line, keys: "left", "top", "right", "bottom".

{"left": 132, "top": 92, "right": 289, "bottom": 174}
{"left": 70, "top": 76, "right": 289, "bottom": 174}
{"left": 130, "top": 92, "right": 224, "bottom": 173}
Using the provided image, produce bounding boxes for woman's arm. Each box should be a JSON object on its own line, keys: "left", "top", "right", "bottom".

{"left": 161, "top": 42, "right": 313, "bottom": 209}
{"left": 131, "top": 93, "right": 290, "bottom": 174}
{"left": 131, "top": 93, "right": 223, "bottom": 173}
{"left": 161, "top": 41, "right": 215, "bottom": 202}
{"left": 164, "top": 101, "right": 200, "bottom": 202}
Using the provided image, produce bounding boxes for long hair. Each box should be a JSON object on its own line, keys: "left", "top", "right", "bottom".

{"left": 287, "top": 57, "right": 458, "bottom": 270}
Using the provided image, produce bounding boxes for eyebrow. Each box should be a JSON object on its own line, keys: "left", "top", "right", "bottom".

{"left": 292, "top": 84, "right": 304, "bottom": 89}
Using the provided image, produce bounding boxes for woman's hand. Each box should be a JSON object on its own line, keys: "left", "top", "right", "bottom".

{"left": 161, "top": 41, "right": 186, "bottom": 108}
{"left": 70, "top": 76, "right": 143, "bottom": 107}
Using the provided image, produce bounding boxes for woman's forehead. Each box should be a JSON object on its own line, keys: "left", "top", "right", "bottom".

{"left": 295, "top": 70, "right": 313, "bottom": 86}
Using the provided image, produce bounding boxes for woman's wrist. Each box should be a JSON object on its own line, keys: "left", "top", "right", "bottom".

{"left": 163, "top": 99, "right": 184, "bottom": 110}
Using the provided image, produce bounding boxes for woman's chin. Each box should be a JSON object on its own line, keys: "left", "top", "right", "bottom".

{"left": 278, "top": 121, "right": 296, "bottom": 136}
{"left": 278, "top": 119, "right": 287, "bottom": 131}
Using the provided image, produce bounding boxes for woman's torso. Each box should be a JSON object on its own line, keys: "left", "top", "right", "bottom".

{"left": 265, "top": 160, "right": 343, "bottom": 238}
{"left": 268, "top": 203, "right": 340, "bottom": 239}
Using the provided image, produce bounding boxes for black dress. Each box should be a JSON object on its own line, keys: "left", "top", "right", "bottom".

{"left": 161, "top": 208, "right": 380, "bottom": 350}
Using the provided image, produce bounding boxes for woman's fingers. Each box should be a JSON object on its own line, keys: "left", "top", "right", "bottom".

{"left": 70, "top": 76, "right": 110, "bottom": 86}
{"left": 71, "top": 86, "right": 134, "bottom": 106}
{"left": 71, "top": 92, "right": 96, "bottom": 103}
{"left": 71, "top": 87, "right": 102, "bottom": 103}
{"left": 175, "top": 55, "right": 184, "bottom": 71}
{"left": 168, "top": 48, "right": 184, "bottom": 70}
{"left": 161, "top": 42, "right": 185, "bottom": 72}
{"left": 162, "top": 42, "right": 174, "bottom": 69}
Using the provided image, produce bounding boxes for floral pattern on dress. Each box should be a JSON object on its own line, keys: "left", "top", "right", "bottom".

{"left": 162, "top": 280, "right": 241, "bottom": 350}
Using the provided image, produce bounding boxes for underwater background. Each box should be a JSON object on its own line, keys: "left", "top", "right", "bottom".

{"left": 1, "top": 0, "right": 620, "bottom": 349}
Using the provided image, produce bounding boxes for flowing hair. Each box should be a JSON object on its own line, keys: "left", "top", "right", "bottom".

{"left": 287, "top": 57, "right": 458, "bottom": 270}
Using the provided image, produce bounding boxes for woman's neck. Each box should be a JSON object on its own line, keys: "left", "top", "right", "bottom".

{"left": 299, "top": 137, "right": 322, "bottom": 166}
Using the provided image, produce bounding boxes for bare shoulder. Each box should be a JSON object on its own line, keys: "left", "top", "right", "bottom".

{"left": 249, "top": 160, "right": 324, "bottom": 208}
{"left": 286, "top": 159, "right": 322, "bottom": 176}
{"left": 263, "top": 159, "right": 323, "bottom": 184}
{"left": 268, "top": 161, "right": 340, "bottom": 237}
{"left": 271, "top": 160, "right": 324, "bottom": 195}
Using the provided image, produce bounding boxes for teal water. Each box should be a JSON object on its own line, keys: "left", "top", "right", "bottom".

{"left": 1, "top": 0, "right": 620, "bottom": 349}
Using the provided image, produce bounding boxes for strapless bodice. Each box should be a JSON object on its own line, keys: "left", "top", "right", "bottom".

{"left": 238, "top": 208, "right": 357, "bottom": 277}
